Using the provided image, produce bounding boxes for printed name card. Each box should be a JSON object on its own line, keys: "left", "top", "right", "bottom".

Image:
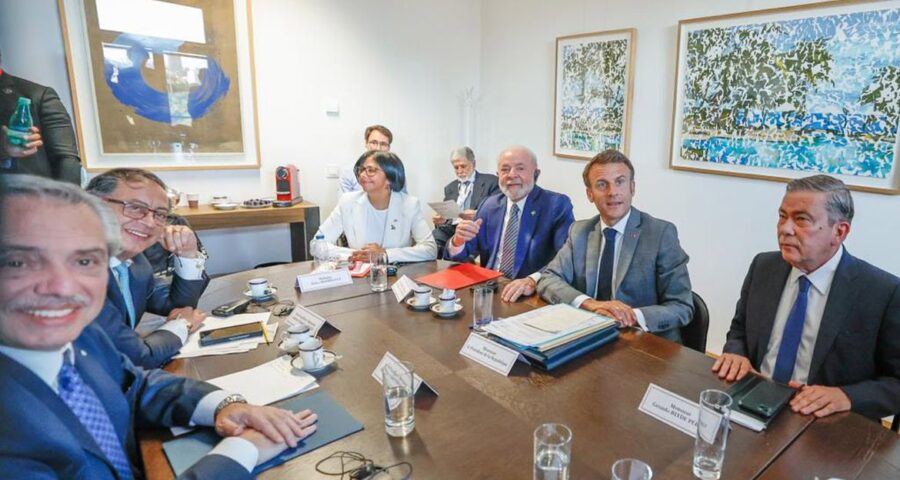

{"left": 638, "top": 383, "right": 699, "bottom": 438}
{"left": 296, "top": 268, "right": 353, "bottom": 292}
{"left": 459, "top": 333, "right": 519, "bottom": 376}
{"left": 286, "top": 305, "right": 340, "bottom": 336}
{"left": 371, "top": 352, "right": 439, "bottom": 395}
{"left": 391, "top": 275, "right": 418, "bottom": 303}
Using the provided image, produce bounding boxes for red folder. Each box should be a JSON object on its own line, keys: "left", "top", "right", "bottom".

{"left": 416, "top": 263, "right": 503, "bottom": 290}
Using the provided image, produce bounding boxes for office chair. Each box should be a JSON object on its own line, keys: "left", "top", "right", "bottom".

{"left": 681, "top": 291, "right": 710, "bottom": 353}
{"left": 892, "top": 415, "right": 898, "bottom": 433}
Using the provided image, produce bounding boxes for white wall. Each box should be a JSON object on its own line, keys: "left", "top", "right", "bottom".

{"left": 478, "top": 0, "right": 900, "bottom": 353}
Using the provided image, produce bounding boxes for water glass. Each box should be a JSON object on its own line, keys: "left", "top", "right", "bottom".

{"left": 369, "top": 251, "right": 389, "bottom": 292}
{"left": 611, "top": 458, "right": 653, "bottom": 480}
{"left": 472, "top": 285, "right": 494, "bottom": 331}
{"left": 382, "top": 360, "right": 415, "bottom": 437}
{"left": 533, "top": 423, "right": 572, "bottom": 480}
{"left": 693, "top": 389, "right": 732, "bottom": 480}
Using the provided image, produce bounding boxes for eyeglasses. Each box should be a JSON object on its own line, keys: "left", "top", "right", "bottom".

{"left": 103, "top": 197, "right": 169, "bottom": 225}
{"left": 355, "top": 165, "right": 384, "bottom": 177}
{"left": 366, "top": 139, "right": 391, "bottom": 150}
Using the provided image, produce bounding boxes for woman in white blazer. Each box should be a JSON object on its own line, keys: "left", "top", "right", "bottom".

{"left": 318, "top": 151, "right": 437, "bottom": 263}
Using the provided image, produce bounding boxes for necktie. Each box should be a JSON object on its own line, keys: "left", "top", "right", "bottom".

{"left": 112, "top": 263, "right": 136, "bottom": 328}
{"left": 58, "top": 358, "right": 133, "bottom": 480}
{"left": 497, "top": 203, "right": 520, "bottom": 277}
{"left": 458, "top": 180, "right": 472, "bottom": 209}
{"left": 595, "top": 228, "right": 617, "bottom": 301}
{"left": 772, "top": 276, "right": 811, "bottom": 383}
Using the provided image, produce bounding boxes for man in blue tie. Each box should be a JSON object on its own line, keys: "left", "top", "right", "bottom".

{"left": 713, "top": 175, "right": 900, "bottom": 421}
{"left": 445, "top": 146, "right": 574, "bottom": 302}
{"left": 0, "top": 175, "right": 317, "bottom": 479}
{"left": 536, "top": 150, "right": 693, "bottom": 342}
{"left": 86, "top": 168, "right": 209, "bottom": 368}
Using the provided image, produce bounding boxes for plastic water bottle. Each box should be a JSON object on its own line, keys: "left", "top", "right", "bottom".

{"left": 7, "top": 97, "right": 33, "bottom": 146}
{"left": 310, "top": 232, "right": 326, "bottom": 265}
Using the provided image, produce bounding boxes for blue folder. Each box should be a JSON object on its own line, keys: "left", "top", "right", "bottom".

{"left": 492, "top": 325, "right": 619, "bottom": 371}
{"left": 162, "top": 390, "right": 364, "bottom": 476}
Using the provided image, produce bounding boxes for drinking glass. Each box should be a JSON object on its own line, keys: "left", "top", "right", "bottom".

{"left": 533, "top": 423, "right": 571, "bottom": 480}
{"left": 472, "top": 285, "right": 494, "bottom": 331}
{"left": 369, "top": 251, "right": 388, "bottom": 292}
{"left": 382, "top": 361, "right": 415, "bottom": 437}
{"left": 692, "top": 389, "right": 732, "bottom": 480}
{"left": 611, "top": 458, "right": 653, "bottom": 480}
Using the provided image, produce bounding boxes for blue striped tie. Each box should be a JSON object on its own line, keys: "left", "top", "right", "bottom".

{"left": 112, "top": 263, "right": 137, "bottom": 328}
{"left": 58, "top": 358, "right": 133, "bottom": 479}
{"left": 772, "top": 276, "right": 811, "bottom": 383}
{"left": 497, "top": 203, "right": 520, "bottom": 277}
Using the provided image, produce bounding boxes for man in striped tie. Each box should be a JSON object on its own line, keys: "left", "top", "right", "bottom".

{"left": 714, "top": 175, "right": 900, "bottom": 421}
{"left": 0, "top": 175, "right": 317, "bottom": 479}
{"left": 445, "top": 146, "right": 574, "bottom": 302}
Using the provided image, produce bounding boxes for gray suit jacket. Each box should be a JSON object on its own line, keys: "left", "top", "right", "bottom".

{"left": 723, "top": 250, "right": 900, "bottom": 421}
{"left": 433, "top": 171, "right": 500, "bottom": 256}
{"left": 537, "top": 208, "right": 693, "bottom": 342}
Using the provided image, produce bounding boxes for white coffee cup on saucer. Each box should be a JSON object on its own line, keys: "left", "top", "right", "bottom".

{"left": 413, "top": 285, "right": 432, "bottom": 307}
{"left": 299, "top": 337, "right": 324, "bottom": 369}
{"left": 286, "top": 323, "right": 312, "bottom": 342}
{"left": 248, "top": 278, "right": 269, "bottom": 298}
{"left": 438, "top": 291, "right": 457, "bottom": 313}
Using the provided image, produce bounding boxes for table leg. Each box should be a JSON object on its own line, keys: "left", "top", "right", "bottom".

{"left": 290, "top": 206, "right": 320, "bottom": 262}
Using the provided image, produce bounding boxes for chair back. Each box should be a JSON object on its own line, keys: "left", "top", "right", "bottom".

{"left": 681, "top": 291, "right": 710, "bottom": 353}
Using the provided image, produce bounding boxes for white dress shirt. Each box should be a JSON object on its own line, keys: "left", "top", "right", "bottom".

{"left": 0, "top": 343, "right": 257, "bottom": 472}
{"left": 456, "top": 172, "right": 476, "bottom": 210}
{"left": 570, "top": 211, "right": 648, "bottom": 330}
{"left": 760, "top": 245, "right": 844, "bottom": 384}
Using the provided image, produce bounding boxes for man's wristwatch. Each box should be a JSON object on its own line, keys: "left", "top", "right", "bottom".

{"left": 214, "top": 393, "right": 248, "bottom": 419}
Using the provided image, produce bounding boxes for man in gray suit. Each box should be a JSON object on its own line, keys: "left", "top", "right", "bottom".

{"left": 537, "top": 150, "right": 693, "bottom": 342}
{"left": 713, "top": 175, "right": 899, "bottom": 421}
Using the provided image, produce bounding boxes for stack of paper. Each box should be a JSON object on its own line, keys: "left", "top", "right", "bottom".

{"left": 175, "top": 312, "right": 277, "bottom": 359}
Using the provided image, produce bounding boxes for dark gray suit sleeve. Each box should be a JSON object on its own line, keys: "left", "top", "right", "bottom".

{"left": 177, "top": 454, "right": 253, "bottom": 480}
{"left": 35, "top": 86, "right": 81, "bottom": 184}
{"left": 145, "top": 272, "right": 209, "bottom": 316}
{"left": 639, "top": 223, "right": 693, "bottom": 332}
{"left": 537, "top": 222, "right": 584, "bottom": 305}
{"left": 722, "top": 255, "right": 759, "bottom": 359}
{"left": 94, "top": 301, "right": 182, "bottom": 368}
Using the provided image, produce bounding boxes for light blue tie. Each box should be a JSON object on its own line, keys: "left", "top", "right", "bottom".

{"left": 772, "top": 276, "right": 811, "bottom": 383}
{"left": 112, "top": 263, "right": 137, "bottom": 328}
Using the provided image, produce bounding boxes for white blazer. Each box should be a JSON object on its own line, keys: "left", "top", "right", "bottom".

{"left": 319, "top": 190, "right": 437, "bottom": 263}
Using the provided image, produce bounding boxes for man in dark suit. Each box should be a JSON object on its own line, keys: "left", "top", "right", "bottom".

{"left": 0, "top": 175, "right": 317, "bottom": 479}
{"left": 537, "top": 150, "right": 693, "bottom": 342}
{"left": 714, "top": 175, "right": 900, "bottom": 421}
{"left": 86, "top": 168, "right": 209, "bottom": 368}
{"left": 445, "top": 146, "right": 574, "bottom": 302}
{"left": 0, "top": 50, "right": 81, "bottom": 184}
{"left": 431, "top": 146, "right": 500, "bottom": 257}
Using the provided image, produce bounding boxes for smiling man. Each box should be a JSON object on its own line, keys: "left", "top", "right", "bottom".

{"left": 713, "top": 175, "right": 900, "bottom": 421}
{"left": 537, "top": 150, "right": 693, "bottom": 342}
{"left": 85, "top": 168, "right": 209, "bottom": 368}
{"left": 0, "top": 175, "right": 317, "bottom": 479}
{"left": 445, "top": 145, "right": 574, "bottom": 302}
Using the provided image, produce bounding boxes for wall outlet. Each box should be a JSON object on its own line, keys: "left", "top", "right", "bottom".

{"left": 325, "top": 164, "right": 340, "bottom": 178}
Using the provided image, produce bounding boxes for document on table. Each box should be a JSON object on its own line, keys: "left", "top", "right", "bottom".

{"left": 428, "top": 201, "right": 460, "bottom": 219}
{"left": 174, "top": 312, "right": 276, "bottom": 359}
{"left": 171, "top": 356, "right": 319, "bottom": 436}
{"left": 483, "top": 304, "right": 615, "bottom": 348}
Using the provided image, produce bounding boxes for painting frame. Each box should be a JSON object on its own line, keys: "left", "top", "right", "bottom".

{"left": 669, "top": 0, "right": 900, "bottom": 194}
{"left": 554, "top": 28, "right": 636, "bottom": 160}
{"left": 58, "top": 0, "right": 261, "bottom": 172}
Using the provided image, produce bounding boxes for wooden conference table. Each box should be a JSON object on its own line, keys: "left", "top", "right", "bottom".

{"left": 140, "top": 261, "right": 898, "bottom": 479}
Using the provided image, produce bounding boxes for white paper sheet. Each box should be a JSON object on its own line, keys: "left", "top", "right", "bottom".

{"left": 174, "top": 312, "right": 274, "bottom": 359}
{"left": 428, "top": 201, "right": 461, "bottom": 219}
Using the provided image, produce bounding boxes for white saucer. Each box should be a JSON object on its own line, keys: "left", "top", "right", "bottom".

{"left": 406, "top": 296, "right": 437, "bottom": 310}
{"left": 243, "top": 286, "right": 278, "bottom": 299}
{"left": 290, "top": 350, "right": 338, "bottom": 372}
{"left": 430, "top": 301, "right": 463, "bottom": 317}
{"left": 212, "top": 202, "right": 239, "bottom": 210}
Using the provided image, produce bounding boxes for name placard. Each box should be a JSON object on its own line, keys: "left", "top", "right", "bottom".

{"left": 459, "top": 333, "right": 519, "bottom": 376}
{"left": 371, "top": 351, "right": 439, "bottom": 395}
{"left": 286, "top": 304, "right": 340, "bottom": 336}
{"left": 391, "top": 275, "right": 418, "bottom": 303}
{"left": 296, "top": 268, "right": 353, "bottom": 292}
{"left": 638, "top": 383, "right": 699, "bottom": 438}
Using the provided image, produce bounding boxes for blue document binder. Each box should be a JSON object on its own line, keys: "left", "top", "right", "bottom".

{"left": 162, "top": 390, "right": 364, "bottom": 476}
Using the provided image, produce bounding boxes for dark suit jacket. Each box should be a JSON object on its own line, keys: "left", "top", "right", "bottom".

{"left": 723, "top": 250, "right": 900, "bottom": 420}
{"left": 433, "top": 171, "right": 501, "bottom": 256}
{"left": 537, "top": 208, "right": 693, "bottom": 342}
{"left": 445, "top": 185, "right": 574, "bottom": 279}
{"left": 0, "top": 72, "right": 81, "bottom": 184}
{"left": 0, "top": 323, "right": 249, "bottom": 479}
{"left": 102, "top": 253, "right": 209, "bottom": 368}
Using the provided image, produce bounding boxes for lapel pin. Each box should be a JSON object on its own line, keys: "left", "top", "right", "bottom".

{"left": 80, "top": 349, "right": 88, "bottom": 357}
{"left": 531, "top": 210, "right": 536, "bottom": 216}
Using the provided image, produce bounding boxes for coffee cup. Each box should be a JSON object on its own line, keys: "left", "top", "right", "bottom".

{"left": 285, "top": 323, "right": 312, "bottom": 343}
{"left": 439, "top": 292, "right": 457, "bottom": 313}
{"left": 211, "top": 195, "right": 230, "bottom": 205}
{"left": 299, "top": 337, "right": 325, "bottom": 369}
{"left": 413, "top": 285, "right": 432, "bottom": 307}
{"left": 248, "top": 278, "right": 269, "bottom": 298}
{"left": 187, "top": 193, "right": 199, "bottom": 208}
{"left": 278, "top": 332, "right": 302, "bottom": 353}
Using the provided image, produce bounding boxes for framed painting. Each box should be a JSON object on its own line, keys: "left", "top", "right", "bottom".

{"left": 58, "top": 0, "right": 261, "bottom": 171}
{"left": 554, "top": 28, "right": 636, "bottom": 160}
{"left": 670, "top": 0, "right": 900, "bottom": 193}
